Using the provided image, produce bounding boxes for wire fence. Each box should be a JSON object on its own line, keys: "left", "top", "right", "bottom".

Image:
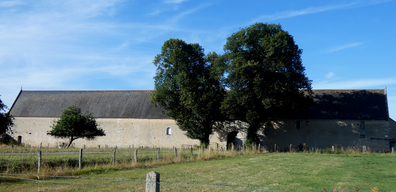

{"left": 270, "top": 144, "right": 394, "bottom": 154}
{"left": 0, "top": 147, "right": 235, "bottom": 173}
{"left": 1, "top": 144, "right": 394, "bottom": 173}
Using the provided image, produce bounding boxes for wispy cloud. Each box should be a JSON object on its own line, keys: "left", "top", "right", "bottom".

{"left": 326, "top": 43, "right": 363, "bottom": 53}
{"left": 167, "top": 3, "right": 210, "bottom": 24}
{"left": 163, "top": 0, "right": 188, "bottom": 4}
{"left": 147, "top": 9, "right": 163, "bottom": 16}
{"left": 313, "top": 78, "right": 396, "bottom": 89}
{"left": 0, "top": 0, "right": 24, "bottom": 7}
{"left": 326, "top": 72, "right": 335, "bottom": 79}
{"left": 0, "top": 0, "right": 158, "bottom": 107}
{"left": 252, "top": 0, "right": 394, "bottom": 22}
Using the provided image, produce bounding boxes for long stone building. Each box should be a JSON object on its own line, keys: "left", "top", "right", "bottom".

{"left": 7, "top": 88, "right": 396, "bottom": 151}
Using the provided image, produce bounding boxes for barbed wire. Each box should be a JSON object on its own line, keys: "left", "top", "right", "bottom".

{"left": 158, "top": 181, "right": 372, "bottom": 192}
{"left": 0, "top": 173, "right": 144, "bottom": 181}
{"left": 0, "top": 173, "right": 373, "bottom": 192}
{"left": 0, "top": 176, "right": 139, "bottom": 185}
{"left": 158, "top": 181, "right": 282, "bottom": 191}
{"left": 159, "top": 180, "right": 324, "bottom": 191}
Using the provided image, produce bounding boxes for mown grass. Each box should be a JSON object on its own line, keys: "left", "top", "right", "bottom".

{"left": 1, "top": 152, "right": 395, "bottom": 192}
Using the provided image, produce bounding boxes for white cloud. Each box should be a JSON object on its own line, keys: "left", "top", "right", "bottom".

{"left": 326, "top": 43, "right": 363, "bottom": 53}
{"left": 326, "top": 72, "right": 335, "bottom": 79}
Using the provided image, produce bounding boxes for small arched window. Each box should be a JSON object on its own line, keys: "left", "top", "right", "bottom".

{"left": 166, "top": 127, "right": 172, "bottom": 135}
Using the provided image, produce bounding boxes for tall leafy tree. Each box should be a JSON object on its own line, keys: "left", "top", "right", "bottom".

{"left": 0, "top": 96, "right": 14, "bottom": 135}
{"left": 222, "top": 23, "right": 313, "bottom": 145}
{"left": 47, "top": 105, "right": 105, "bottom": 148}
{"left": 151, "top": 38, "right": 225, "bottom": 147}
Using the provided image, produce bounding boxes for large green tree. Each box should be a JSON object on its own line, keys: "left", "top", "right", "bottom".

{"left": 47, "top": 105, "right": 105, "bottom": 148}
{"left": 0, "top": 96, "right": 13, "bottom": 135}
{"left": 151, "top": 38, "right": 225, "bottom": 147}
{"left": 222, "top": 23, "right": 313, "bottom": 145}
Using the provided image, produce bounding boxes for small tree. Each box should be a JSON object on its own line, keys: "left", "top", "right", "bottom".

{"left": 47, "top": 105, "right": 105, "bottom": 148}
{"left": 0, "top": 96, "right": 14, "bottom": 135}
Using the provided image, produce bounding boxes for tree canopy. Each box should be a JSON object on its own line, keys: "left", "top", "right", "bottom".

{"left": 221, "top": 23, "right": 313, "bottom": 145}
{"left": 47, "top": 105, "right": 105, "bottom": 148}
{"left": 0, "top": 97, "right": 13, "bottom": 135}
{"left": 150, "top": 38, "right": 225, "bottom": 147}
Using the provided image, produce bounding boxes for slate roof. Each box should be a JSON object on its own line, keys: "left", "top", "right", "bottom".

{"left": 9, "top": 89, "right": 389, "bottom": 120}
{"left": 9, "top": 90, "right": 170, "bottom": 119}
{"left": 306, "top": 89, "right": 388, "bottom": 120}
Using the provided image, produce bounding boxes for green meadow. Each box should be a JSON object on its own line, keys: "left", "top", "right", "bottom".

{"left": 1, "top": 152, "right": 395, "bottom": 192}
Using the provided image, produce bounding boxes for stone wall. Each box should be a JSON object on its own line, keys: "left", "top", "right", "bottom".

{"left": 10, "top": 117, "right": 226, "bottom": 149}
{"left": 265, "top": 119, "right": 392, "bottom": 151}
{"left": 12, "top": 117, "right": 393, "bottom": 151}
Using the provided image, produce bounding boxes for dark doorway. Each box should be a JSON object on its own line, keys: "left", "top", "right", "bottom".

{"left": 390, "top": 141, "right": 395, "bottom": 152}
{"left": 17, "top": 136, "right": 22, "bottom": 144}
{"left": 227, "top": 131, "right": 238, "bottom": 150}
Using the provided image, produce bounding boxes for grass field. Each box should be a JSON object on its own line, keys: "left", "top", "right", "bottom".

{"left": 1, "top": 152, "right": 395, "bottom": 191}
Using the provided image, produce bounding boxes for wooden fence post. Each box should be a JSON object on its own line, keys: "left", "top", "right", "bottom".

{"left": 37, "top": 150, "right": 42, "bottom": 173}
{"left": 274, "top": 144, "right": 277, "bottom": 152}
{"left": 363, "top": 145, "right": 366, "bottom": 153}
{"left": 174, "top": 148, "right": 177, "bottom": 158}
{"left": 392, "top": 147, "right": 394, "bottom": 154}
{"left": 191, "top": 147, "right": 193, "bottom": 159}
{"left": 332, "top": 146, "right": 335, "bottom": 152}
{"left": 157, "top": 148, "right": 160, "bottom": 162}
{"left": 289, "top": 144, "right": 292, "bottom": 153}
{"left": 145, "top": 171, "right": 160, "bottom": 192}
{"left": 201, "top": 146, "right": 204, "bottom": 154}
{"left": 79, "top": 148, "right": 83, "bottom": 169}
{"left": 112, "top": 148, "right": 116, "bottom": 166}
{"left": 134, "top": 149, "right": 138, "bottom": 163}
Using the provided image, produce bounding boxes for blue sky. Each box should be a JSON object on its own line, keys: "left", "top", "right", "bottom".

{"left": 1, "top": 0, "right": 396, "bottom": 117}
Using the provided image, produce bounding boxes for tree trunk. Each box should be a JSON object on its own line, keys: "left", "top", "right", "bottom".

{"left": 246, "top": 123, "right": 260, "bottom": 147}
{"left": 199, "top": 130, "right": 211, "bottom": 148}
{"left": 66, "top": 137, "right": 74, "bottom": 148}
{"left": 199, "top": 137, "right": 210, "bottom": 148}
